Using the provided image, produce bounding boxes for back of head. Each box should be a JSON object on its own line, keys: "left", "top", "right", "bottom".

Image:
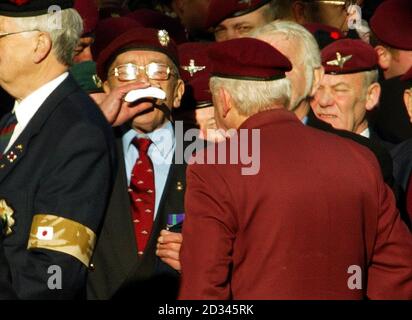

{"left": 252, "top": 20, "right": 321, "bottom": 108}
{"left": 208, "top": 37, "right": 292, "bottom": 117}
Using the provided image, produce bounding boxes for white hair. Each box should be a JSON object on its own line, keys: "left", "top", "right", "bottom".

{"left": 14, "top": 8, "right": 83, "bottom": 66}
{"left": 209, "top": 76, "right": 291, "bottom": 117}
{"left": 251, "top": 20, "right": 321, "bottom": 109}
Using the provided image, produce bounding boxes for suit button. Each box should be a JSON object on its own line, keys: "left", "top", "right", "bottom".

{"left": 89, "top": 263, "right": 95, "bottom": 271}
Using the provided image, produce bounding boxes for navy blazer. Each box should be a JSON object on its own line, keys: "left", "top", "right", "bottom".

{"left": 87, "top": 128, "right": 187, "bottom": 300}
{"left": 0, "top": 75, "right": 116, "bottom": 299}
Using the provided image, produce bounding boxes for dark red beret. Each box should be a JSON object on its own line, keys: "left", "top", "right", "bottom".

{"left": 322, "top": 39, "right": 378, "bottom": 75}
{"left": 92, "top": 16, "right": 142, "bottom": 60}
{"left": 205, "top": 0, "right": 271, "bottom": 29}
{"left": 208, "top": 37, "right": 292, "bottom": 81}
{"left": 126, "top": 9, "right": 187, "bottom": 45}
{"left": 0, "top": 0, "right": 73, "bottom": 16}
{"left": 96, "top": 27, "right": 179, "bottom": 81}
{"left": 370, "top": 0, "right": 412, "bottom": 50}
{"left": 74, "top": 0, "right": 99, "bottom": 35}
{"left": 401, "top": 67, "right": 412, "bottom": 82}
{"left": 179, "top": 42, "right": 212, "bottom": 107}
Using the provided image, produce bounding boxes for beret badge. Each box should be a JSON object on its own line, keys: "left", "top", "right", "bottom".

{"left": 158, "top": 29, "right": 170, "bottom": 47}
{"left": 182, "top": 59, "right": 206, "bottom": 77}
{"left": 326, "top": 52, "right": 352, "bottom": 70}
{"left": 0, "top": 199, "right": 15, "bottom": 236}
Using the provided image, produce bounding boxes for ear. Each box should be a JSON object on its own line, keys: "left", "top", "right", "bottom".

{"left": 219, "top": 87, "right": 233, "bottom": 118}
{"left": 103, "top": 80, "right": 111, "bottom": 94}
{"left": 365, "top": 82, "right": 381, "bottom": 111}
{"left": 309, "top": 66, "right": 325, "bottom": 97}
{"left": 32, "top": 32, "right": 52, "bottom": 64}
{"left": 375, "top": 45, "right": 391, "bottom": 71}
{"left": 291, "top": 1, "right": 308, "bottom": 24}
{"left": 404, "top": 89, "right": 412, "bottom": 122}
{"left": 173, "top": 79, "right": 185, "bottom": 108}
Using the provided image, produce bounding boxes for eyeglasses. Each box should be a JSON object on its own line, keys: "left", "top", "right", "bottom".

{"left": 109, "top": 63, "right": 175, "bottom": 81}
{"left": 0, "top": 29, "right": 39, "bottom": 40}
{"left": 312, "top": 0, "right": 357, "bottom": 11}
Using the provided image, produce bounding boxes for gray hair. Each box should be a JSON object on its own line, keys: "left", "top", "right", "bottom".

{"left": 360, "top": 69, "right": 379, "bottom": 98}
{"left": 14, "top": 8, "right": 83, "bottom": 66}
{"left": 252, "top": 20, "right": 321, "bottom": 108}
{"left": 209, "top": 76, "right": 291, "bottom": 117}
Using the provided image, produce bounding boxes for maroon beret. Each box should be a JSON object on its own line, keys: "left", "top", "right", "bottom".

{"left": 208, "top": 37, "right": 292, "bottom": 81}
{"left": 179, "top": 42, "right": 212, "bottom": 107}
{"left": 92, "top": 17, "right": 142, "bottom": 60}
{"left": 370, "top": 0, "right": 412, "bottom": 50}
{"left": 74, "top": 0, "right": 99, "bottom": 35}
{"left": 401, "top": 66, "right": 412, "bottom": 82}
{"left": 0, "top": 0, "right": 73, "bottom": 16}
{"left": 126, "top": 9, "right": 187, "bottom": 45}
{"left": 96, "top": 27, "right": 179, "bottom": 81}
{"left": 205, "top": 0, "right": 271, "bottom": 29}
{"left": 322, "top": 39, "right": 378, "bottom": 75}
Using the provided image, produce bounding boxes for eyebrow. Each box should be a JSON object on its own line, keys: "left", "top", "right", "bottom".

{"left": 331, "top": 82, "right": 351, "bottom": 89}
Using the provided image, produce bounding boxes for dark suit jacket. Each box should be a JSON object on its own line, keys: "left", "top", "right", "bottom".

{"left": 179, "top": 109, "right": 412, "bottom": 300}
{"left": 87, "top": 129, "right": 187, "bottom": 300}
{"left": 369, "top": 76, "right": 412, "bottom": 144}
{"left": 0, "top": 75, "right": 116, "bottom": 299}
{"left": 307, "top": 109, "right": 394, "bottom": 188}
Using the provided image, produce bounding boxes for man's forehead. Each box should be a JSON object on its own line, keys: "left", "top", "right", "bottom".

{"left": 322, "top": 73, "right": 363, "bottom": 86}
{"left": 114, "top": 49, "right": 172, "bottom": 64}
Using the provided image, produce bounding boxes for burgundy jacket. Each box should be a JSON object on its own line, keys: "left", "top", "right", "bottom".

{"left": 179, "top": 109, "right": 412, "bottom": 300}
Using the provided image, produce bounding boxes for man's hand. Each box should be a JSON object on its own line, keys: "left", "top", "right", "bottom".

{"left": 156, "top": 230, "right": 182, "bottom": 272}
{"left": 99, "top": 82, "right": 152, "bottom": 126}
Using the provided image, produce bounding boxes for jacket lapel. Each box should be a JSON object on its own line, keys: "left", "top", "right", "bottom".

{"left": 102, "top": 139, "right": 139, "bottom": 276}
{"left": 0, "top": 75, "right": 79, "bottom": 184}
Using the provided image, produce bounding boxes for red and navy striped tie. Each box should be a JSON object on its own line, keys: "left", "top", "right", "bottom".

{"left": 0, "top": 112, "right": 17, "bottom": 158}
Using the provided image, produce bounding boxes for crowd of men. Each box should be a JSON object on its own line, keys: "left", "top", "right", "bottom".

{"left": 0, "top": 0, "right": 412, "bottom": 300}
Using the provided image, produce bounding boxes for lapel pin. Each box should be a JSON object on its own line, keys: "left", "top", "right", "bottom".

{"left": 176, "top": 181, "right": 184, "bottom": 191}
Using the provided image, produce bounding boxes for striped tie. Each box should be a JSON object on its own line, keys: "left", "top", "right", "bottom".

{"left": 0, "top": 112, "right": 17, "bottom": 157}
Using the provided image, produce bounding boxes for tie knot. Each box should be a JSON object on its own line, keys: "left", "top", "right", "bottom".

{"left": 132, "top": 137, "right": 152, "bottom": 154}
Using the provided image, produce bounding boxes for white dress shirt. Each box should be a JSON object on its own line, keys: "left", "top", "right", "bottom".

{"left": 6, "top": 72, "right": 69, "bottom": 152}
{"left": 122, "top": 121, "right": 175, "bottom": 219}
{"left": 360, "top": 127, "right": 370, "bottom": 139}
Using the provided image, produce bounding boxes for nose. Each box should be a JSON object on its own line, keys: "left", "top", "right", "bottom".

{"left": 317, "top": 88, "right": 335, "bottom": 109}
{"left": 135, "top": 71, "right": 150, "bottom": 84}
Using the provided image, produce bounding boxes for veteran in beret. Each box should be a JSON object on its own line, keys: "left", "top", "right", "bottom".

{"left": 253, "top": 21, "right": 394, "bottom": 187}
{"left": 0, "top": 0, "right": 116, "bottom": 299}
{"left": 368, "top": 0, "right": 412, "bottom": 144}
{"left": 206, "top": 0, "right": 278, "bottom": 42}
{"left": 178, "top": 37, "right": 412, "bottom": 300}
{"left": 87, "top": 27, "right": 186, "bottom": 300}
{"left": 177, "top": 42, "right": 225, "bottom": 142}
{"left": 310, "top": 39, "right": 389, "bottom": 148}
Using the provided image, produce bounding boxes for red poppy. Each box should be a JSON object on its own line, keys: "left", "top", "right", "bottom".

{"left": 9, "top": 0, "right": 30, "bottom": 6}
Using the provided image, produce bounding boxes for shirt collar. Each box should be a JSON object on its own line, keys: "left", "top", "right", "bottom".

{"left": 13, "top": 72, "right": 69, "bottom": 127}
{"left": 123, "top": 121, "right": 175, "bottom": 159}
{"left": 360, "top": 127, "right": 370, "bottom": 138}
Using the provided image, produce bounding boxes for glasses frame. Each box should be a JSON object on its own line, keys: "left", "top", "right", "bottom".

{"left": 109, "top": 62, "right": 175, "bottom": 82}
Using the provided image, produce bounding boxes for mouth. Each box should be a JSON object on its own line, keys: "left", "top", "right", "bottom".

{"left": 317, "top": 113, "right": 338, "bottom": 120}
